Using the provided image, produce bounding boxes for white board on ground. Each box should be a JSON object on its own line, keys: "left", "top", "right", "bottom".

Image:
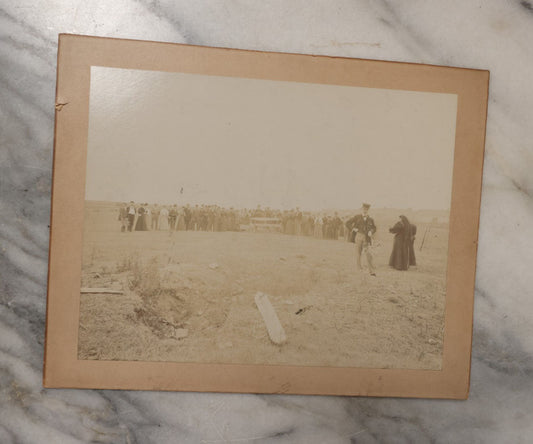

{"left": 254, "top": 292, "right": 287, "bottom": 345}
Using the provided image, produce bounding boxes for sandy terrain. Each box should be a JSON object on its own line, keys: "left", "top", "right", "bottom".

{"left": 78, "top": 202, "right": 447, "bottom": 370}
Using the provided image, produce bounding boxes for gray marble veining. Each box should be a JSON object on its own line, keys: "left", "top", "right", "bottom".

{"left": 1, "top": 1, "right": 532, "bottom": 442}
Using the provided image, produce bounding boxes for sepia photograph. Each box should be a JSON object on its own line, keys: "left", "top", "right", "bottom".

{"left": 77, "top": 65, "right": 457, "bottom": 371}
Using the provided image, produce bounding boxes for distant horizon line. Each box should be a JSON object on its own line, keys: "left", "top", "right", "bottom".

{"left": 84, "top": 199, "right": 450, "bottom": 213}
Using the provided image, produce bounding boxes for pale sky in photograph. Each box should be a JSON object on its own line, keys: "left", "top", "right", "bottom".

{"left": 86, "top": 66, "right": 457, "bottom": 210}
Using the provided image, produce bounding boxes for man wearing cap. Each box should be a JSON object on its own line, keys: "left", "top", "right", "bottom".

{"left": 346, "top": 203, "right": 377, "bottom": 276}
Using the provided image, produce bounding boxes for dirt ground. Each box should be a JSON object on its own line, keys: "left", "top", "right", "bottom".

{"left": 78, "top": 203, "right": 448, "bottom": 370}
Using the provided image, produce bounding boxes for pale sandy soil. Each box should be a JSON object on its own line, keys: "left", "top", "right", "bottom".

{"left": 78, "top": 203, "right": 447, "bottom": 370}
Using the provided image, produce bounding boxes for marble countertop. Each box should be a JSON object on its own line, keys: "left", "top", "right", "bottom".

{"left": 1, "top": 1, "right": 532, "bottom": 442}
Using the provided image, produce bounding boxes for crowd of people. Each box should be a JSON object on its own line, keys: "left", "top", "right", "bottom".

{"left": 119, "top": 202, "right": 240, "bottom": 233}
{"left": 118, "top": 201, "right": 417, "bottom": 273}
{"left": 118, "top": 202, "right": 350, "bottom": 240}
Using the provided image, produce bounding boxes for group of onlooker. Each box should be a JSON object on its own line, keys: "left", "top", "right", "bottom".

{"left": 119, "top": 202, "right": 242, "bottom": 233}
{"left": 118, "top": 202, "right": 349, "bottom": 240}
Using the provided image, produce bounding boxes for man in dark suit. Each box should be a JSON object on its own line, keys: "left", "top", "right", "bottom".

{"left": 345, "top": 203, "right": 377, "bottom": 275}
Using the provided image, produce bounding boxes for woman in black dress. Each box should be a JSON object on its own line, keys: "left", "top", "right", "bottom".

{"left": 389, "top": 215, "right": 416, "bottom": 270}
{"left": 134, "top": 204, "right": 149, "bottom": 231}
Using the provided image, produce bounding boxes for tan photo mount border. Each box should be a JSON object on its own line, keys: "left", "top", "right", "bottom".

{"left": 44, "top": 34, "right": 489, "bottom": 399}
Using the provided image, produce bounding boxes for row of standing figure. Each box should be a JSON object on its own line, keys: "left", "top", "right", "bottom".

{"left": 119, "top": 202, "right": 350, "bottom": 240}
{"left": 281, "top": 212, "right": 345, "bottom": 239}
{"left": 119, "top": 202, "right": 241, "bottom": 232}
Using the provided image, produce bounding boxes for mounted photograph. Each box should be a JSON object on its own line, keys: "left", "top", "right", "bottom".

{"left": 44, "top": 35, "right": 488, "bottom": 398}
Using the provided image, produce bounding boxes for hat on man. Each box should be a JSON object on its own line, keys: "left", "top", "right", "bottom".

{"left": 362, "top": 203, "right": 371, "bottom": 209}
